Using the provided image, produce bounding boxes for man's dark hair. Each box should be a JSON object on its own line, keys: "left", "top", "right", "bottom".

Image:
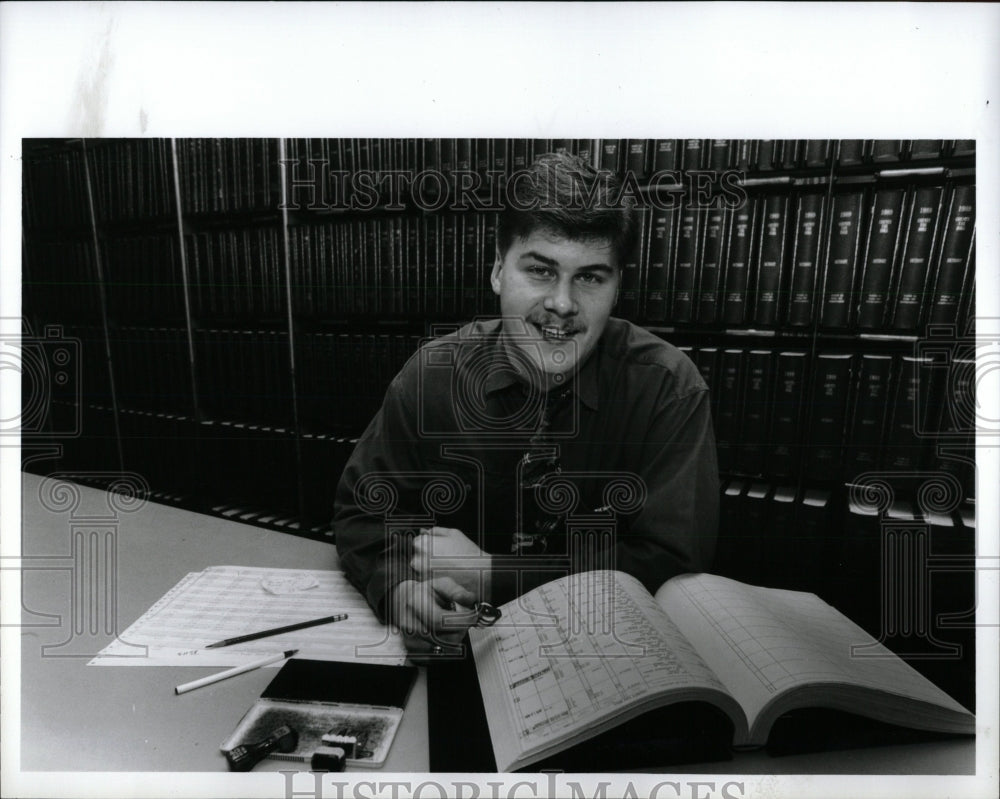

{"left": 497, "top": 151, "right": 638, "bottom": 266}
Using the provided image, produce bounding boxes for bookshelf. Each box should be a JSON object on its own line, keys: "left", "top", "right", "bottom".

{"left": 21, "top": 137, "right": 976, "bottom": 707}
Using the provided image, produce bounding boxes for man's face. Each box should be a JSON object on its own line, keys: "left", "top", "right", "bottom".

{"left": 490, "top": 228, "right": 619, "bottom": 390}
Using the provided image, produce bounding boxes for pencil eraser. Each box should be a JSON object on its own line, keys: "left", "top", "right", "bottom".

{"left": 320, "top": 733, "right": 357, "bottom": 759}
{"left": 310, "top": 746, "right": 346, "bottom": 772}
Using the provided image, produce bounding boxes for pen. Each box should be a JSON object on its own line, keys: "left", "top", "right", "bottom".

{"left": 203, "top": 613, "right": 349, "bottom": 649}
{"left": 174, "top": 649, "right": 298, "bottom": 695}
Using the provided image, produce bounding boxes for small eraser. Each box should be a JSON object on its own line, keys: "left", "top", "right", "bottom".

{"left": 321, "top": 733, "right": 357, "bottom": 758}
{"left": 311, "top": 746, "right": 346, "bottom": 772}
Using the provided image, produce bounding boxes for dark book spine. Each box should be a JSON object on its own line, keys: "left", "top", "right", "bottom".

{"left": 753, "top": 194, "right": 790, "bottom": 326}
{"left": 671, "top": 203, "right": 700, "bottom": 323}
{"left": 693, "top": 347, "right": 720, "bottom": 418}
{"left": 652, "top": 139, "right": 678, "bottom": 173}
{"left": 780, "top": 140, "right": 800, "bottom": 170}
{"left": 440, "top": 213, "right": 459, "bottom": 315}
{"left": 681, "top": 139, "right": 704, "bottom": 171}
{"left": 820, "top": 191, "right": 866, "bottom": 329}
{"left": 406, "top": 216, "right": 422, "bottom": 313}
{"left": 618, "top": 207, "right": 647, "bottom": 322}
{"left": 803, "top": 140, "right": 831, "bottom": 169}
{"left": 714, "top": 349, "right": 744, "bottom": 473}
{"left": 805, "top": 353, "right": 854, "bottom": 481}
{"left": 511, "top": 139, "right": 530, "bottom": 172}
{"left": 423, "top": 215, "right": 440, "bottom": 316}
{"left": 856, "top": 188, "right": 906, "bottom": 329}
{"left": 755, "top": 140, "right": 778, "bottom": 171}
{"left": 767, "top": 351, "right": 807, "bottom": 479}
{"left": 951, "top": 140, "right": 975, "bottom": 158}
{"left": 599, "top": 139, "right": 623, "bottom": 176}
{"left": 871, "top": 140, "right": 903, "bottom": 163}
{"left": 575, "top": 139, "right": 595, "bottom": 167}
{"left": 882, "top": 356, "right": 933, "bottom": 470}
{"left": 722, "top": 197, "right": 756, "bottom": 325}
{"left": 910, "top": 139, "right": 944, "bottom": 160}
{"left": 708, "top": 140, "right": 732, "bottom": 171}
{"left": 737, "top": 349, "right": 773, "bottom": 476}
{"left": 844, "top": 354, "right": 893, "bottom": 480}
{"left": 837, "top": 139, "right": 866, "bottom": 166}
{"left": 481, "top": 213, "right": 497, "bottom": 315}
{"left": 626, "top": 139, "right": 649, "bottom": 182}
{"left": 891, "top": 185, "right": 944, "bottom": 330}
{"left": 786, "top": 192, "right": 825, "bottom": 326}
{"left": 928, "top": 183, "right": 976, "bottom": 326}
{"left": 492, "top": 139, "right": 509, "bottom": 177}
{"left": 461, "top": 214, "right": 481, "bottom": 316}
{"left": 643, "top": 207, "right": 677, "bottom": 322}
{"left": 697, "top": 204, "right": 727, "bottom": 323}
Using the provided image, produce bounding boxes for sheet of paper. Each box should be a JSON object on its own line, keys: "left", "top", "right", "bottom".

{"left": 90, "top": 565, "right": 407, "bottom": 666}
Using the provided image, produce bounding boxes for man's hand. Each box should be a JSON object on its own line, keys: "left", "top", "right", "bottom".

{"left": 389, "top": 577, "right": 479, "bottom": 659}
{"left": 410, "top": 526, "right": 492, "bottom": 602}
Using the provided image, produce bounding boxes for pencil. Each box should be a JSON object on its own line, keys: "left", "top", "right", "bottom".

{"left": 203, "top": 613, "right": 349, "bottom": 649}
{"left": 174, "top": 649, "right": 298, "bottom": 695}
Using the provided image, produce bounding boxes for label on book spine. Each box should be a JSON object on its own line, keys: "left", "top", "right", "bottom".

{"left": 805, "top": 353, "right": 854, "bottom": 481}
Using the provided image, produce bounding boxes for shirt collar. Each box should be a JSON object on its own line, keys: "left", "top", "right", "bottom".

{"left": 480, "top": 328, "right": 601, "bottom": 411}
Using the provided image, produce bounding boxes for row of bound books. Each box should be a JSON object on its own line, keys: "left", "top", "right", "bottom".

{"left": 621, "top": 181, "right": 975, "bottom": 331}
{"left": 679, "top": 344, "right": 975, "bottom": 489}
{"left": 283, "top": 138, "right": 976, "bottom": 190}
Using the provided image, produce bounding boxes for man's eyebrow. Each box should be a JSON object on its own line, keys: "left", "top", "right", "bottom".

{"left": 517, "top": 251, "right": 614, "bottom": 273}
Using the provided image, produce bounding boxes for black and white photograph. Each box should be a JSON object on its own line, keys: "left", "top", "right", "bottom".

{"left": 2, "top": 4, "right": 998, "bottom": 799}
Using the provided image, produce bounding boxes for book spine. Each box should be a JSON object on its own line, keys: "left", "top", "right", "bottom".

{"left": 844, "top": 354, "right": 893, "bottom": 481}
{"left": 643, "top": 207, "right": 677, "bottom": 322}
{"left": 803, "top": 140, "right": 830, "bottom": 169}
{"left": 871, "top": 140, "right": 903, "bottom": 163}
{"left": 671, "top": 203, "right": 700, "bottom": 323}
{"left": 767, "top": 351, "right": 807, "bottom": 479}
{"left": 461, "top": 214, "right": 481, "bottom": 316}
{"left": 626, "top": 139, "right": 649, "bottom": 182}
{"left": 819, "top": 191, "right": 866, "bottom": 329}
{"left": 681, "top": 139, "right": 704, "bottom": 171}
{"left": 805, "top": 353, "right": 854, "bottom": 481}
{"left": 599, "top": 139, "right": 623, "bottom": 176}
{"left": 652, "top": 139, "right": 678, "bottom": 173}
{"left": 786, "top": 192, "right": 825, "bottom": 326}
{"left": 891, "top": 185, "right": 944, "bottom": 330}
{"left": 909, "top": 139, "right": 944, "bottom": 160}
{"left": 722, "top": 197, "right": 756, "bottom": 325}
{"left": 856, "top": 188, "right": 906, "bottom": 329}
{"left": 693, "top": 347, "right": 719, "bottom": 419}
{"left": 737, "top": 349, "right": 773, "bottom": 476}
{"left": 882, "top": 355, "right": 935, "bottom": 470}
{"left": 755, "top": 140, "right": 778, "bottom": 171}
{"left": 423, "top": 215, "right": 440, "bottom": 316}
{"left": 714, "top": 349, "right": 744, "bottom": 473}
{"left": 837, "top": 139, "right": 866, "bottom": 167}
{"left": 511, "top": 139, "right": 530, "bottom": 172}
{"left": 752, "top": 193, "right": 790, "bottom": 326}
{"left": 440, "top": 213, "right": 459, "bottom": 315}
{"left": 481, "top": 213, "right": 497, "bottom": 315}
{"left": 617, "top": 207, "right": 647, "bottom": 322}
{"left": 697, "top": 204, "right": 727, "bottom": 324}
{"left": 406, "top": 216, "right": 422, "bottom": 314}
{"left": 708, "top": 140, "right": 732, "bottom": 171}
{"left": 928, "top": 183, "right": 976, "bottom": 326}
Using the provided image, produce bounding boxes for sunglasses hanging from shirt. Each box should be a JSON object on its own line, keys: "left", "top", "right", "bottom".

{"left": 513, "top": 386, "right": 574, "bottom": 556}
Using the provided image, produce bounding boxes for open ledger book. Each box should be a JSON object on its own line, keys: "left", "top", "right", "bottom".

{"left": 468, "top": 570, "right": 974, "bottom": 772}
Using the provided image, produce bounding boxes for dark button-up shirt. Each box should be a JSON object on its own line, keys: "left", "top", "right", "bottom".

{"left": 334, "top": 317, "right": 719, "bottom": 619}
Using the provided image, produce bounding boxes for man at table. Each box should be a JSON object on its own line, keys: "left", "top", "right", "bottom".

{"left": 334, "top": 151, "right": 719, "bottom": 656}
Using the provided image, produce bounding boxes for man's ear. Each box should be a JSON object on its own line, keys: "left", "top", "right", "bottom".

{"left": 490, "top": 257, "right": 503, "bottom": 296}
